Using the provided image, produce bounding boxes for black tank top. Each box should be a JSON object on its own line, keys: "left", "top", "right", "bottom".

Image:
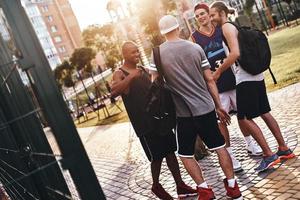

{"left": 120, "top": 67, "right": 153, "bottom": 137}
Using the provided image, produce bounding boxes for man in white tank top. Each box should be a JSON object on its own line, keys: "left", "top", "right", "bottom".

{"left": 210, "top": 1, "right": 295, "bottom": 173}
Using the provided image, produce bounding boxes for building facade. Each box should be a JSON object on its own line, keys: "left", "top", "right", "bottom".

{"left": 36, "top": 0, "right": 82, "bottom": 61}
{"left": 22, "top": 0, "right": 61, "bottom": 69}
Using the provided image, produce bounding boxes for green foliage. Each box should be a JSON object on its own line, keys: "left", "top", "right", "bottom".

{"left": 244, "top": 0, "right": 255, "bottom": 16}
{"left": 63, "top": 72, "right": 75, "bottom": 88}
{"left": 54, "top": 60, "right": 75, "bottom": 89}
{"left": 135, "top": 0, "right": 177, "bottom": 46}
{"left": 70, "top": 47, "right": 96, "bottom": 71}
{"left": 161, "top": 0, "right": 177, "bottom": 12}
{"left": 82, "top": 24, "right": 122, "bottom": 69}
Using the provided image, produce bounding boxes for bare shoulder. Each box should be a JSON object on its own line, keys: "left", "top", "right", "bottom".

{"left": 112, "top": 69, "right": 125, "bottom": 81}
{"left": 222, "top": 23, "right": 238, "bottom": 36}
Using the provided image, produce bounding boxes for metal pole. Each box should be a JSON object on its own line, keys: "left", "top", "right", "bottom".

{"left": 262, "top": 0, "right": 276, "bottom": 28}
{"left": 255, "top": 0, "right": 269, "bottom": 35}
{"left": 0, "top": 1, "right": 106, "bottom": 199}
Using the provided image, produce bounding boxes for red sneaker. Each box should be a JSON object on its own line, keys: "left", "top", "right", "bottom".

{"left": 223, "top": 179, "right": 243, "bottom": 200}
{"left": 177, "top": 182, "right": 197, "bottom": 198}
{"left": 151, "top": 184, "right": 173, "bottom": 200}
{"left": 197, "top": 187, "right": 215, "bottom": 200}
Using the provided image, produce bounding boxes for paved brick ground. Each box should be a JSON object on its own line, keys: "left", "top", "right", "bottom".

{"left": 64, "top": 83, "right": 300, "bottom": 199}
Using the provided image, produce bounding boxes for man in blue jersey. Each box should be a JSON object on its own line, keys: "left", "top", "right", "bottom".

{"left": 192, "top": 3, "right": 262, "bottom": 173}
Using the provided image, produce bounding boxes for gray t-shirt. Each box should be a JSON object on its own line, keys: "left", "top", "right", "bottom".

{"left": 154, "top": 39, "right": 215, "bottom": 117}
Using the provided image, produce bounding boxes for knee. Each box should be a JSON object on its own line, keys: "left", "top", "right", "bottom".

{"left": 261, "top": 112, "right": 271, "bottom": 120}
{"left": 179, "top": 155, "right": 194, "bottom": 162}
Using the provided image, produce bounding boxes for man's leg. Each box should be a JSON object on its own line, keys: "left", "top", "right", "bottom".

{"left": 165, "top": 153, "right": 183, "bottom": 184}
{"left": 218, "top": 122, "right": 243, "bottom": 173}
{"left": 238, "top": 119, "right": 273, "bottom": 156}
{"left": 260, "top": 113, "right": 288, "bottom": 150}
{"left": 139, "top": 136, "right": 173, "bottom": 199}
{"left": 215, "top": 147, "right": 234, "bottom": 179}
{"left": 165, "top": 153, "right": 197, "bottom": 197}
{"left": 180, "top": 156, "right": 205, "bottom": 185}
{"left": 219, "top": 91, "right": 243, "bottom": 172}
{"left": 238, "top": 120, "right": 263, "bottom": 156}
{"left": 218, "top": 122, "right": 230, "bottom": 147}
{"left": 151, "top": 159, "right": 163, "bottom": 186}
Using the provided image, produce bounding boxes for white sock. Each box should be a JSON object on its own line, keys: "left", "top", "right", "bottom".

{"left": 244, "top": 136, "right": 252, "bottom": 146}
{"left": 198, "top": 182, "right": 208, "bottom": 188}
{"left": 227, "top": 178, "right": 236, "bottom": 188}
{"left": 226, "top": 147, "right": 233, "bottom": 155}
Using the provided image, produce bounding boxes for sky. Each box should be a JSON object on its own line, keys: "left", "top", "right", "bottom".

{"left": 68, "top": 0, "right": 236, "bottom": 30}
{"left": 69, "top": 0, "right": 111, "bottom": 30}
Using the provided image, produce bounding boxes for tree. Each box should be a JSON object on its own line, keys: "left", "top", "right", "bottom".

{"left": 244, "top": 0, "right": 257, "bottom": 27}
{"left": 54, "top": 61, "right": 73, "bottom": 101}
{"left": 135, "top": 0, "right": 177, "bottom": 46}
{"left": 70, "top": 47, "right": 96, "bottom": 104}
{"left": 82, "top": 25, "right": 122, "bottom": 70}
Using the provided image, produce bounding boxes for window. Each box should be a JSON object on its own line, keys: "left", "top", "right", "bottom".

{"left": 46, "top": 15, "right": 53, "bottom": 22}
{"left": 54, "top": 36, "right": 62, "bottom": 43}
{"left": 58, "top": 46, "right": 66, "bottom": 53}
{"left": 41, "top": 5, "right": 49, "bottom": 12}
{"left": 51, "top": 25, "right": 57, "bottom": 33}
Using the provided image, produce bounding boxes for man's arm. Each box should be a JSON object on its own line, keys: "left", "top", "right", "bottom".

{"left": 203, "top": 69, "right": 231, "bottom": 125}
{"left": 213, "top": 23, "right": 240, "bottom": 80}
{"left": 110, "top": 69, "right": 141, "bottom": 98}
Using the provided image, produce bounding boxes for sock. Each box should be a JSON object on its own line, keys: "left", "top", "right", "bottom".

{"left": 226, "top": 147, "right": 233, "bottom": 155}
{"left": 244, "top": 136, "right": 252, "bottom": 146}
{"left": 198, "top": 182, "right": 208, "bottom": 188}
{"left": 227, "top": 178, "right": 236, "bottom": 188}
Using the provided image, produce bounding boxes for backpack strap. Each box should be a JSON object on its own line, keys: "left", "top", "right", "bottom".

{"left": 268, "top": 68, "right": 277, "bottom": 84}
{"left": 153, "top": 47, "right": 166, "bottom": 80}
{"left": 152, "top": 46, "right": 195, "bottom": 117}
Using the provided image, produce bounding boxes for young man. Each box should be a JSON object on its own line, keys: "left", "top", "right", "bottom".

{"left": 111, "top": 41, "right": 196, "bottom": 200}
{"left": 192, "top": 3, "right": 263, "bottom": 173}
{"left": 209, "top": 1, "right": 295, "bottom": 172}
{"left": 154, "top": 15, "right": 243, "bottom": 200}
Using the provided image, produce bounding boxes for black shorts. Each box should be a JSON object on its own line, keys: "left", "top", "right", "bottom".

{"left": 176, "top": 110, "right": 225, "bottom": 157}
{"left": 139, "top": 132, "right": 177, "bottom": 161}
{"left": 236, "top": 80, "right": 271, "bottom": 120}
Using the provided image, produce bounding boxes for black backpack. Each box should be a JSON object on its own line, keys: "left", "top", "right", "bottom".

{"left": 225, "top": 22, "right": 277, "bottom": 84}
{"left": 145, "top": 47, "right": 176, "bottom": 136}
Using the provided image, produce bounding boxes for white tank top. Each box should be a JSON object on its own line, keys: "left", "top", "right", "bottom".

{"left": 222, "top": 41, "right": 264, "bottom": 85}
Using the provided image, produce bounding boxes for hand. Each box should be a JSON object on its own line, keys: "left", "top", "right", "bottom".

{"left": 212, "top": 70, "right": 221, "bottom": 81}
{"left": 216, "top": 108, "right": 231, "bottom": 126}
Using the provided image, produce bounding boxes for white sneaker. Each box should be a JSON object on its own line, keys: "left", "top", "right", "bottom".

{"left": 247, "top": 141, "right": 263, "bottom": 156}
{"left": 230, "top": 154, "right": 243, "bottom": 173}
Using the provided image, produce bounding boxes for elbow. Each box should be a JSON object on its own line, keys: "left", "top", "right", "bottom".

{"left": 233, "top": 51, "right": 240, "bottom": 60}
{"left": 110, "top": 86, "right": 120, "bottom": 98}
{"left": 206, "top": 76, "right": 215, "bottom": 86}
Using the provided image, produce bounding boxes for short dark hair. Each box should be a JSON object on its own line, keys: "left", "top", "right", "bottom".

{"left": 194, "top": 3, "right": 209, "bottom": 13}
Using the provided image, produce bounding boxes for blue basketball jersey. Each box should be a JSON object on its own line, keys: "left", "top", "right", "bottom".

{"left": 192, "top": 26, "right": 236, "bottom": 93}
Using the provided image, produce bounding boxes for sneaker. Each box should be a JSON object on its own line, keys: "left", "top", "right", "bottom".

{"left": 230, "top": 154, "right": 243, "bottom": 173}
{"left": 247, "top": 141, "right": 263, "bottom": 156}
{"left": 223, "top": 179, "right": 243, "bottom": 200}
{"left": 197, "top": 187, "right": 215, "bottom": 200}
{"left": 177, "top": 182, "right": 197, "bottom": 198}
{"left": 254, "top": 154, "right": 281, "bottom": 172}
{"left": 276, "top": 148, "right": 295, "bottom": 160}
{"left": 151, "top": 184, "right": 173, "bottom": 200}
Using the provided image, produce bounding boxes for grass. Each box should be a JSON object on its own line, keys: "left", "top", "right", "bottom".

{"left": 75, "top": 25, "right": 300, "bottom": 127}
{"left": 74, "top": 100, "right": 129, "bottom": 128}
{"left": 264, "top": 25, "right": 300, "bottom": 91}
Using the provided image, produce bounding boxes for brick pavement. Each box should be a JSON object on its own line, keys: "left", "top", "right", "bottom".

{"left": 69, "top": 83, "right": 300, "bottom": 199}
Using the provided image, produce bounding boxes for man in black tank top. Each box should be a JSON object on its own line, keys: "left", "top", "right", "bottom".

{"left": 111, "top": 41, "right": 197, "bottom": 199}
